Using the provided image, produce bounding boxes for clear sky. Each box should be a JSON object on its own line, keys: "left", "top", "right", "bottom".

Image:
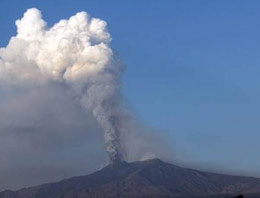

{"left": 1, "top": 0, "right": 260, "bottom": 177}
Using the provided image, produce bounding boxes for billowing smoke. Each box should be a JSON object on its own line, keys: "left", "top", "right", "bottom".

{"left": 0, "top": 8, "right": 125, "bottom": 163}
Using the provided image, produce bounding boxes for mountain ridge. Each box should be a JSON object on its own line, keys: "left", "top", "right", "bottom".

{"left": 1, "top": 158, "right": 260, "bottom": 198}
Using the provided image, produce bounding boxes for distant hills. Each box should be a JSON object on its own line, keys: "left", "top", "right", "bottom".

{"left": 1, "top": 159, "right": 260, "bottom": 198}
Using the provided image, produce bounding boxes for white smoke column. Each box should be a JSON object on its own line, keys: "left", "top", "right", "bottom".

{"left": 0, "top": 8, "right": 125, "bottom": 162}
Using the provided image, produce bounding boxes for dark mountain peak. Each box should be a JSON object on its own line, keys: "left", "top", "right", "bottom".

{"left": 101, "top": 160, "right": 129, "bottom": 172}
{"left": 130, "top": 158, "right": 181, "bottom": 170}
{"left": 1, "top": 159, "right": 260, "bottom": 198}
{"left": 140, "top": 158, "right": 164, "bottom": 164}
{"left": 101, "top": 158, "right": 168, "bottom": 173}
{"left": 107, "top": 160, "right": 129, "bottom": 167}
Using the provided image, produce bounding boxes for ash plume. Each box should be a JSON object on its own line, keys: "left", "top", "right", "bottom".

{"left": 0, "top": 8, "right": 126, "bottom": 163}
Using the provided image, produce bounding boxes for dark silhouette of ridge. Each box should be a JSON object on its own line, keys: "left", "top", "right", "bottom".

{"left": 1, "top": 159, "right": 260, "bottom": 198}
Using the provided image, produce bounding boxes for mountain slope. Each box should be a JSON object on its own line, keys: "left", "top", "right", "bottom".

{"left": 1, "top": 159, "right": 260, "bottom": 198}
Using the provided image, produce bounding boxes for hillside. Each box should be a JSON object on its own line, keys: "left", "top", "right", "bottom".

{"left": 1, "top": 159, "right": 260, "bottom": 198}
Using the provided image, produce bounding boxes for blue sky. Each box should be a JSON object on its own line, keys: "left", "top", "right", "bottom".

{"left": 1, "top": 0, "right": 260, "bottom": 176}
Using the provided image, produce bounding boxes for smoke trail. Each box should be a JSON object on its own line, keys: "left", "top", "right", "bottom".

{"left": 0, "top": 8, "right": 125, "bottom": 162}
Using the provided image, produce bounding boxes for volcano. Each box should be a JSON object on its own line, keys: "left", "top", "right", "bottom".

{"left": 1, "top": 159, "right": 260, "bottom": 198}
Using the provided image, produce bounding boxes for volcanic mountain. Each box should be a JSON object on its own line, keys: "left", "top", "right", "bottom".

{"left": 1, "top": 159, "right": 260, "bottom": 198}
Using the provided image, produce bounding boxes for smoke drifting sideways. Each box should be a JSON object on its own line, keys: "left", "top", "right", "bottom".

{"left": 0, "top": 8, "right": 127, "bottom": 163}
